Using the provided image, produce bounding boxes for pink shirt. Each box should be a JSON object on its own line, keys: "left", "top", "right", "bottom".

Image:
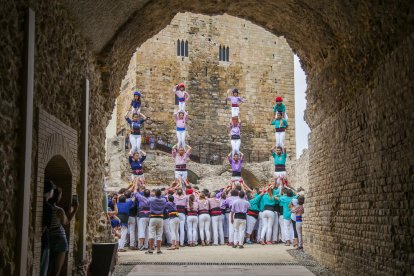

{"left": 291, "top": 205, "right": 304, "bottom": 216}
{"left": 227, "top": 96, "right": 245, "bottom": 105}
{"left": 198, "top": 199, "right": 210, "bottom": 211}
{"left": 174, "top": 194, "right": 188, "bottom": 207}
{"left": 186, "top": 200, "right": 199, "bottom": 212}
{"left": 175, "top": 112, "right": 188, "bottom": 129}
{"left": 172, "top": 149, "right": 190, "bottom": 165}
{"left": 208, "top": 198, "right": 221, "bottom": 209}
{"left": 174, "top": 89, "right": 190, "bottom": 100}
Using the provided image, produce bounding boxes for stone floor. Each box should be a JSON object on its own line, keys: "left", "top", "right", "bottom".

{"left": 115, "top": 244, "right": 315, "bottom": 275}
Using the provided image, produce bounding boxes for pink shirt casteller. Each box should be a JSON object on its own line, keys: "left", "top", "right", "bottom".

{"left": 172, "top": 148, "right": 191, "bottom": 166}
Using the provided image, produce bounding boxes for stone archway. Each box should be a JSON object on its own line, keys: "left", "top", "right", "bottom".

{"left": 1, "top": 1, "right": 412, "bottom": 275}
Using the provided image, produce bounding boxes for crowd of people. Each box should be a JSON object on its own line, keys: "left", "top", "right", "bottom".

{"left": 107, "top": 85, "right": 305, "bottom": 255}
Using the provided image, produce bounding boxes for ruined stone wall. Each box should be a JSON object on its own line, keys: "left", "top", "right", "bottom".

{"left": 287, "top": 149, "right": 309, "bottom": 192}
{"left": 304, "top": 33, "right": 414, "bottom": 275}
{"left": 115, "top": 13, "right": 295, "bottom": 158}
{"left": 0, "top": 1, "right": 111, "bottom": 274}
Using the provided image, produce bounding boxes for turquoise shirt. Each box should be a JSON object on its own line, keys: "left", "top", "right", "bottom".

{"left": 249, "top": 194, "right": 262, "bottom": 212}
{"left": 273, "top": 103, "right": 286, "bottom": 113}
{"left": 271, "top": 119, "right": 288, "bottom": 129}
{"left": 272, "top": 152, "right": 287, "bottom": 165}
{"left": 279, "top": 195, "right": 296, "bottom": 220}
{"left": 259, "top": 193, "right": 277, "bottom": 211}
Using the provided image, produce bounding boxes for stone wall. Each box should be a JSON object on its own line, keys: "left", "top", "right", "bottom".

{"left": 0, "top": 1, "right": 111, "bottom": 274}
{"left": 115, "top": 13, "right": 295, "bottom": 158}
{"left": 304, "top": 33, "right": 414, "bottom": 275}
{"left": 287, "top": 149, "right": 309, "bottom": 192}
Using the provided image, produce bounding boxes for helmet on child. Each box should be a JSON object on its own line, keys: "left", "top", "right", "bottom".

{"left": 133, "top": 91, "right": 141, "bottom": 97}
{"left": 232, "top": 88, "right": 239, "bottom": 94}
{"left": 275, "top": 96, "right": 283, "bottom": 102}
{"left": 178, "top": 83, "right": 185, "bottom": 89}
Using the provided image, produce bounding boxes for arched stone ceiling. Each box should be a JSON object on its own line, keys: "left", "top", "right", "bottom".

{"left": 61, "top": 0, "right": 414, "bottom": 127}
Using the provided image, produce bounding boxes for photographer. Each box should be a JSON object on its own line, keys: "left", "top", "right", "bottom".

{"left": 48, "top": 187, "right": 78, "bottom": 276}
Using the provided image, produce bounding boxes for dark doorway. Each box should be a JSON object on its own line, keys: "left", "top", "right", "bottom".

{"left": 44, "top": 155, "right": 72, "bottom": 276}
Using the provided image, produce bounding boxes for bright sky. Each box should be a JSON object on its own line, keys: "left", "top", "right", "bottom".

{"left": 294, "top": 55, "right": 310, "bottom": 158}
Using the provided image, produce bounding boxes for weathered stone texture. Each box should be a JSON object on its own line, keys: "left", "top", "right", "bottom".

{"left": 304, "top": 33, "right": 414, "bottom": 275}
{"left": 115, "top": 13, "right": 295, "bottom": 157}
{"left": 287, "top": 149, "right": 309, "bottom": 192}
{"left": 0, "top": 0, "right": 112, "bottom": 274}
{"left": 1, "top": 1, "right": 413, "bottom": 275}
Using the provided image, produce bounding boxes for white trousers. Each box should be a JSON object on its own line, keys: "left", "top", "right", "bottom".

{"left": 246, "top": 215, "right": 257, "bottom": 235}
{"left": 271, "top": 212, "right": 280, "bottom": 242}
{"left": 260, "top": 210, "right": 275, "bottom": 242}
{"left": 175, "top": 171, "right": 188, "bottom": 182}
{"left": 211, "top": 215, "right": 224, "bottom": 245}
{"left": 274, "top": 171, "right": 287, "bottom": 184}
{"left": 274, "top": 112, "right": 288, "bottom": 120}
{"left": 256, "top": 212, "right": 263, "bottom": 242}
{"left": 228, "top": 217, "right": 236, "bottom": 243}
{"left": 131, "top": 106, "right": 141, "bottom": 115}
{"left": 118, "top": 226, "right": 128, "bottom": 249}
{"left": 149, "top": 218, "right": 163, "bottom": 241}
{"left": 178, "top": 213, "right": 186, "bottom": 246}
{"left": 223, "top": 214, "right": 229, "bottom": 238}
{"left": 186, "top": 216, "right": 198, "bottom": 243}
{"left": 275, "top": 132, "right": 285, "bottom": 149}
{"left": 129, "top": 134, "right": 141, "bottom": 155}
{"left": 178, "top": 101, "right": 186, "bottom": 111}
{"left": 284, "top": 219, "right": 294, "bottom": 242}
{"left": 163, "top": 219, "right": 172, "bottom": 244}
{"left": 296, "top": 221, "right": 303, "bottom": 247}
{"left": 230, "top": 139, "right": 241, "bottom": 156}
{"left": 233, "top": 219, "right": 247, "bottom": 246}
{"left": 279, "top": 215, "right": 286, "bottom": 242}
{"left": 128, "top": 217, "right": 137, "bottom": 247}
{"left": 138, "top": 217, "right": 149, "bottom": 239}
{"left": 198, "top": 214, "right": 211, "bottom": 242}
{"left": 231, "top": 106, "right": 240, "bottom": 117}
{"left": 176, "top": 130, "right": 186, "bottom": 149}
{"left": 169, "top": 217, "right": 180, "bottom": 242}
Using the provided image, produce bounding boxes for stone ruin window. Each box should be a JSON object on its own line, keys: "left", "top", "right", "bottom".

{"left": 177, "top": 39, "right": 189, "bottom": 57}
{"left": 219, "top": 45, "right": 229, "bottom": 62}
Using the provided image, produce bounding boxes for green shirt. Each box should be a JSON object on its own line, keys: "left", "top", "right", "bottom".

{"left": 271, "top": 119, "right": 288, "bottom": 129}
{"left": 272, "top": 152, "right": 287, "bottom": 165}
{"left": 249, "top": 194, "right": 262, "bottom": 212}
{"left": 260, "top": 193, "right": 277, "bottom": 211}
{"left": 279, "top": 195, "right": 296, "bottom": 220}
{"left": 273, "top": 103, "right": 286, "bottom": 113}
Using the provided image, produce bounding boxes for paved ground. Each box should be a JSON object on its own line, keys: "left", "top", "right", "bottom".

{"left": 115, "top": 244, "right": 315, "bottom": 275}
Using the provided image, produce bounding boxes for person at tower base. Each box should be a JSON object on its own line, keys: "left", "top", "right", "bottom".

{"left": 173, "top": 83, "right": 190, "bottom": 111}
{"left": 271, "top": 112, "right": 288, "bottom": 150}
{"left": 226, "top": 88, "right": 246, "bottom": 118}
{"left": 147, "top": 189, "right": 167, "bottom": 254}
{"left": 125, "top": 111, "right": 147, "bottom": 155}
{"left": 245, "top": 188, "right": 262, "bottom": 245}
{"left": 129, "top": 150, "right": 146, "bottom": 187}
{"left": 173, "top": 188, "right": 188, "bottom": 247}
{"left": 174, "top": 110, "right": 188, "bottom": 149}
{"left": 172, "top": 144, "right": 192, "bottom": 190}
{"left": 273, "top": 96, "right": 288, "bottom": 120}
{"left": 271, "top": 146, "right": 287, "bottom": 185}
{"left": 166, "top": 195, "right": 180, "bottom": 250}
{"left": 130, "top": 90, "right": 142, "bottom": 115}
{"left": 231, "top": 190, "right": 250, "bottom": 249}
{"left": 228, "top": 151, "right": 244, "bottom": 185}
{"left": 229, "top": 117, "right": 241, "bottom": 156}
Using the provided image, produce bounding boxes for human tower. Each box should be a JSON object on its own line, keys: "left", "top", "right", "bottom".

{"left": 114, "top": 85, "right": 304, "bottom": 254}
